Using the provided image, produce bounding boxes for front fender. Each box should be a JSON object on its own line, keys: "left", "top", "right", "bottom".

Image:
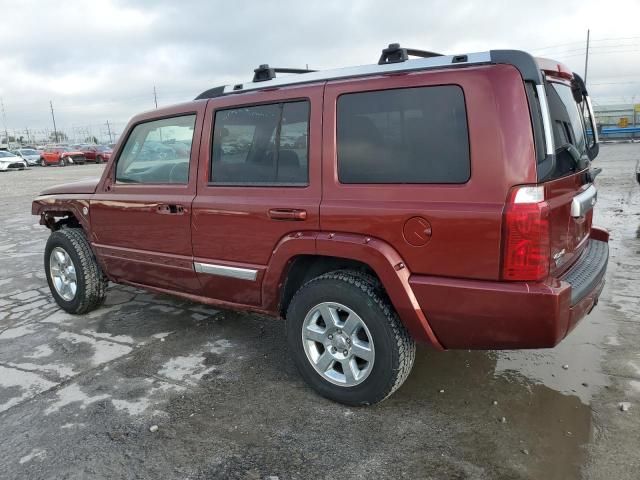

{"left": 32, "top": 196, "right": 92, "bottom": 236}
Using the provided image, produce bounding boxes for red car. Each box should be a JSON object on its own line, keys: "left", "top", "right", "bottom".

{"left": 41, "top": 146, "right": 86, "bottom": 166}
{"left": 80, "top": 145, "right": 112, "bottom": 163}
{"left": 33, "top": 46, "right": 608, "bottom": 405}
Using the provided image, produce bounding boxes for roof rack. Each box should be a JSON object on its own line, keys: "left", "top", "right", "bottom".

{"left": 194, "top": 48, "right": 544, "bottom": 100}
{"left": 378, "top": 43, "right": 443, "bottom": 65}
{"left": 253, "top": 64, "right": 317, "bottom": 82}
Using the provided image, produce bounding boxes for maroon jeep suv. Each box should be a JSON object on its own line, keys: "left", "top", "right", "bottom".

{"left": 33, "top": 45, "right": 608, "bottom": 405}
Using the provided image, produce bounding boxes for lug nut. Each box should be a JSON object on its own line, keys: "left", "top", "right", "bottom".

{"left": 328, "top": 334, "right": 333, "bottom": 340}
{"left": 346, "top": 338, "right": 351, "bottom": 344}
{"left": 337, "top": 329, "right": 342, "bottom": 334}
{"left": 343, "top": 350, "right": 349, "bottom": 356}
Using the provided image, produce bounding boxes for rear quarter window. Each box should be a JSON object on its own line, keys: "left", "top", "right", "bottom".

{"left": 337, "top": 85, "right": 470, "bottom": 184}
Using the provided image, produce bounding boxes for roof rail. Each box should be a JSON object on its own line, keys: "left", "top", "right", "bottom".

{"left": 378, "top": 43, "right": 443, "bottom": 65}
{"left": 253, "top": 64, "right": 317, "bottom": 82}
{"left": 193, "top": 49, "right": 544, "bottom": 100}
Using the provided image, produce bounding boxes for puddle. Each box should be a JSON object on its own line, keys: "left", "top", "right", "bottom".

{"left": 399, "top": 347, "right": 592, "bottom": 479}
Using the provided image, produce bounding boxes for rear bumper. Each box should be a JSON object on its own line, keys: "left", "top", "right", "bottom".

{"left": 409, "top": 229, "right": 609, "bottom": 349}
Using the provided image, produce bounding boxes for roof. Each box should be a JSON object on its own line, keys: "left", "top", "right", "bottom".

{"left": 194, "top": 47, "right": 546, "bottom": 100}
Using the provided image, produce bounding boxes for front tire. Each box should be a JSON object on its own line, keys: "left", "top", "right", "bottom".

{"left": 286, "top": 271, "right": 415, "bottom": 406}
{"left": 59, "top": 157, "right": 66, "bottom": 167}
{"left": 45, "top": 228, "right": 108, "bottom": 314}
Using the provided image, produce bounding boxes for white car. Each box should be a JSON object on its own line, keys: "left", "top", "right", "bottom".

{"left": 0, "top": 150, "right": 27, "bottom": 171}
{"left": 13, "top": 148, "right": 42, "bottom": 166}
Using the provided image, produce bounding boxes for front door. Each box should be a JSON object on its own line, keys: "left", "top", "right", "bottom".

{"left": 91, "top": 104, "right": 205, "bottom": 293}
{"left": 191, "top": 84, "right": 323, "bottom": 307}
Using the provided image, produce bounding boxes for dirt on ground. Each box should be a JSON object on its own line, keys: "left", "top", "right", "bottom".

{"left": 0, "top": 143, "right": 639, "bottom": 479}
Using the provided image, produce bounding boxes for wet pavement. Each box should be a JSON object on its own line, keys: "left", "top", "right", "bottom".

{"left": 0, "top": 145, "right": 639, "bottom": 479}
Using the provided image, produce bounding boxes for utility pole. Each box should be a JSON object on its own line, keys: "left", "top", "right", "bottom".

{"left": 583, "top": 29, "right": 590, "bottom": 87}
{"left": 153, "top": 86, "right": 158, "bottom": 109}
{"left": 1, "top": 98, "right": 9, "bottom": 148}
{"left": 50, "top": 100, "right": 59, "bottom": 143}
{"left": 106, "top": 120, "right": 113, "bottom": 143}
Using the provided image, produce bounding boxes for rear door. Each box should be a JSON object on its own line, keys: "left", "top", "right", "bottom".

{"left": 191, "top": 84, "right": 322, "bottom": 306}
{"left": 540, "top": 77, "right": 599, "bottom": 274}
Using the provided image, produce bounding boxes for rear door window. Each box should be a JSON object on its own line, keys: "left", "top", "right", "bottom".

{"left": 336, "top": 85, "right": 470, "bottom": 184}
{"left": 211, "top": 101, "right": 310, "bottom": 186}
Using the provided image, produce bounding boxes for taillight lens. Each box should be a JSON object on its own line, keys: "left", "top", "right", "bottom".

{"left": 502, "top": 185, "right": 550, "bottom": 281}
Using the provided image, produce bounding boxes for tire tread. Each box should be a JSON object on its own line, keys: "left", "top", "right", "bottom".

{"left": 47, "top": 228, "right": 107, "bottom": 314}
{"left": 287, "top": 270, "right": 415, "bottom": 404}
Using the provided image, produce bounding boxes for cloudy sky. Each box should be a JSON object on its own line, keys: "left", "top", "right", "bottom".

{"left": 1, "top": 0, "right": 639, "bottom": 142}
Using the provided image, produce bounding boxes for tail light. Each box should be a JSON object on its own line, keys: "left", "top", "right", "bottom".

{"left": 502, "top": 185, "right": 550, "bottom": 281}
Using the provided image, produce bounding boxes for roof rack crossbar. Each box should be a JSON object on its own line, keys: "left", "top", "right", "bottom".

{"left": 378, "top": 43, "right": 443, "bottom": 65}
{"left": 253, "top": 64, "right": 317, "bottom": 82}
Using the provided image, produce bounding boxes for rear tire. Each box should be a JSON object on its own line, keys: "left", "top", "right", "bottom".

{"left": 96, "top": 155, "right": 103, "bottom": 164}
{"left": 286, "top": 270, "right": 415, "bottom": 406}
{"left": 45, "top": 228, "right": 108, "bottom": 314}
{"left": 59, "top": 157, "right": 66, "bottom": 167}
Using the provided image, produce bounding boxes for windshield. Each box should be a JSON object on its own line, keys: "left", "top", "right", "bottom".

{"left": 0, "top": 151, "right": 16, "bottom": 158}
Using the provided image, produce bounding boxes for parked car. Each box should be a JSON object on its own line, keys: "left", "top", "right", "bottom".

{"left": 79, "top": 145, "right": 112, "bottom": 163}
{"left": 0, "top": 150, "right": 27, "bottom": 170}
{"left": 13, "top": 148, "right": 42, "bottom": 166}
{"left": 41, "top": 146, "right": 86, "bottom": 166}
{"left": 32, "top": 46, "right": 608, "bottom": 405}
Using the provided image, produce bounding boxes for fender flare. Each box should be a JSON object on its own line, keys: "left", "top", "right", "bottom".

{"left": 262, "top": 231, "right": 443, "bottom": 349}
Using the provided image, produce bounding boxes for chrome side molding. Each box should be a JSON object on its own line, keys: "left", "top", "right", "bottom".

{"left": 571, "top": 185, "right": 597, "bottom": 218}
{"left": 194, "top": 262, "right": 258, "bottom": 281}
{"left": 536, "top": 84, "right": 555, "bottom": 156}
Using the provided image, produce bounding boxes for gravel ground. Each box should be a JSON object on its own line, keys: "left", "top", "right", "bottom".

{"left": 0, "top": 144, "right": 639, "bottom": 480}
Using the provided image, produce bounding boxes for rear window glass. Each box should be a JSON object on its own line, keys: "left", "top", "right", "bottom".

{"left": 545, "top": 82, "right": 590, "bottom": 178}
{"left": 337, "top": 85, "right": 470, "bottom": 184}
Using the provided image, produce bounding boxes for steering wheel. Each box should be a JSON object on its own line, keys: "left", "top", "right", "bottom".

{"left": 168, "top": 162, "right": 188, "bottom": 183}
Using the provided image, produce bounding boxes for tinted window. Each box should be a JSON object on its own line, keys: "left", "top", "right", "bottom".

{"left": 211, "top": 101, "right": 309, "bottom": 185}
{"left": 116, "top": 115, "right": 196, "bottom": 184}
{"left": 337, "top": 86, "right": 470, "bottom": 184}
{"left": 547, "top": 82, "right": 589, "bottom": 179}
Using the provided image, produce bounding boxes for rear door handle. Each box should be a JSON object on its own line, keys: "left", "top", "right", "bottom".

{"left": 268, "top": 208, "right": 307, "bottom": 221}
{"left": 157, "top": 204, "right": 185, "bottom": 215}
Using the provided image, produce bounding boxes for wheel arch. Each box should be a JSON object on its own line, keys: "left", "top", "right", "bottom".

{"left": 263, "top": 231, "right": 443, "bottom": 348}
{"left": 32, "top": 198, "right": 92, "bottom": 235}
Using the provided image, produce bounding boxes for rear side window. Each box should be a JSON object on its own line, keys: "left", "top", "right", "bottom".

{"left": 337, "top": 85, "right": 470, "bottom": 184}
{"left": 211, "top": 101, "right": 309, "bottom": 186}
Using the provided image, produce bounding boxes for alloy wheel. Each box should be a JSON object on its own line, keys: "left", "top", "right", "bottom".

{"left": 301, "top": 302, "right": 375, "bottom": 387}
{"left": 49, "top": 246, "right": 77, "bottom": 301}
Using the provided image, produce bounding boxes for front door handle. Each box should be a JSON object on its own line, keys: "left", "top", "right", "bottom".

{"left": 268, "top": 208, "right": 307, "bottom": 221}
{"left": 157, "top": 204, "right": 185, "bottom": 215}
